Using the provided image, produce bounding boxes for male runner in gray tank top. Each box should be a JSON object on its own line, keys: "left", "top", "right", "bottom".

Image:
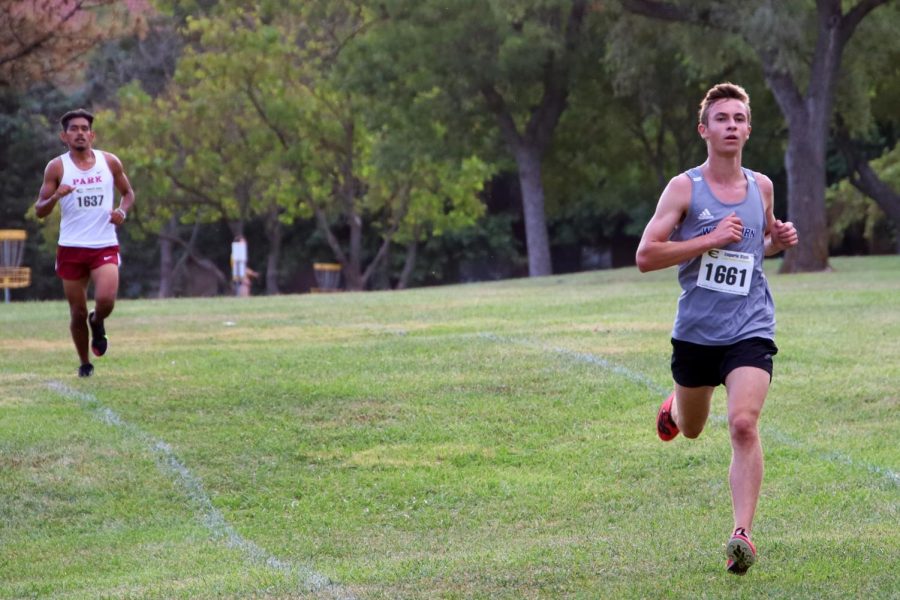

{"left": 635, "top": 83, "right": 798, "bottom": 575}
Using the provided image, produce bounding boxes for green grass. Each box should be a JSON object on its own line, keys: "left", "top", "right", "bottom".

{"left": 1, "top": 255, "right": 897, "bottom": 599}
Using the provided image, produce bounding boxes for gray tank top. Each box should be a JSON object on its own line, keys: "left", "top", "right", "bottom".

{"left": 671, "top": 166, "right": 775, "bottom": 345}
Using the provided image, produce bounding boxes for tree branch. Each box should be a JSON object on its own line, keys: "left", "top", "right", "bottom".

{"left": 480, "top": 84, "right": 523, "bottom": 148}
{"left": 308, "top": 196, "right": 349, "bottom": 266}
{"left": 245, "top": 82, "right": 290, "bottom": 149}
{"left": 361, "top": 181, "right": 412, "bottom": 284}
{"left": 157, "top": 230, "right": 229, "bottom": 286}
{"left": 835, "top": 120, "right": 900, "bottom": 225}
{"left": 620, "top": 0, "right": 696, "bottom": 23}
{"left": 165, "top": 171, "right": 225, "bottom": 209}
{"left": 755, "top": 44, "right": 805, "bottom": 122}
{"left": 524, "top": 0, "right": 588, "bottom": 153}
{"left": 838, "top": 0, "right": 890, "bottom": 46}
{"left": 848, "top": 158, "right": 900, "bottom": 226}
{"left": 0, "top": 0, "right": 88, "bottom": 67}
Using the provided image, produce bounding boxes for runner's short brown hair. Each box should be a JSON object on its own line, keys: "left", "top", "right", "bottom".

{"left": 698, "top": 83, "right": 750, "bottom": 126}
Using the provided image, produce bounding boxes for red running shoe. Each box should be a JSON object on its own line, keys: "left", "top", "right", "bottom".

{"left": 656, "top": 392, "right": 679, "bottom": 441}
{"left": 726, "top": 527, "right": 757, "bottom": 575}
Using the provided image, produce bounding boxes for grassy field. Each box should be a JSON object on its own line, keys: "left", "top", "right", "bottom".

{"left": 1, "top": 255, "right": 898, "bottom": 599}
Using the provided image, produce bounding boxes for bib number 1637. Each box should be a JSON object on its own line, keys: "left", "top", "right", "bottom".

{"left": 77, "top": 194, "right": 104, "bottom": 207}
{"left": 697, "top": 249, "right": 753, "bottom": 296}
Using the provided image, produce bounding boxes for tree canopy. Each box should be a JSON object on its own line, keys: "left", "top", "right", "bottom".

{"left": 7, "top": 0, "right": 900, "bottom": 299}
{"left": 622, "top": 0, "right": 898, "bottom": 272}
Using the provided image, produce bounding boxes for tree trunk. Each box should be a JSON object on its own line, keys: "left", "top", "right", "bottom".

{"left": 514, "top": 144, "right": 553, "bottom": 277}
{"left": 478, "top": 1, "right": 588, "bottom": 278}
{"left": 342, "top": 120, "right": 365, "bottom": 292}
{"left": 374, "top": 243, "right": 391, "bottom": 290}
{"left": 158, "top": 216, "right": 177, "bottom": 298}
{"left": 396, "top": 239, "right": 417, "bottom": 290}
{"left": 346, "top": 211, "right": 364, "bottom": 290}
{"left": 264, "top": 208, "right": 282, "bottom": 295}
{"left": 780, "top": 115, "right": 831, "bottom": 272}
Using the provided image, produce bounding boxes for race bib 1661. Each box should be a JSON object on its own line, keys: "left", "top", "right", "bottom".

{"left": 697, "top": 249, "right": 754, "bottom": 296}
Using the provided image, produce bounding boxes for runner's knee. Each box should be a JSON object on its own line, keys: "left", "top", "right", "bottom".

{"left": 69, "top": 304, "right": 88, "bottom": 322}
{"left": 95, "top": 297, "right": 115, "bottom": 317}
{"left": 681, "top": 425, "right": 703, "bottom": 440}
{"left": 729, "top": 414, "right": 759, "bottom": 445}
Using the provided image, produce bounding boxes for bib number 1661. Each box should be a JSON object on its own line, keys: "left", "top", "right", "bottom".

{"left": 697, "top": 249, "right": 753, "bottom": 296}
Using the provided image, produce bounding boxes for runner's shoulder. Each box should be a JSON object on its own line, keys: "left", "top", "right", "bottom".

{"left": 44, "top": 156, "right": 64, "bottom": 179}
{"left": 751, "top": 170, "right": 773, "bottom": 195}
{"left": 100, "top": 150, "right": 124, "bottom": 173}
{"left": 660, "top": 173, "right": 693, "bottom": 209}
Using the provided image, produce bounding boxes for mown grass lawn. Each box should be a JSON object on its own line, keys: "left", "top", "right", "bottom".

{"left": 1, "top": 256, "right": 897, "bottom": 599}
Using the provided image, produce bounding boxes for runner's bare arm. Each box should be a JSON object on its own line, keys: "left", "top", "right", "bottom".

{"left": 35, "top": 159, "right": 72, "bottom": 218}
{"left": 757, "top": 172, "right": 799, "bottom": 256}
{"left": 636, "top": 174, "right": 744, "bottom": 272}
{"left": 104, "top": 152, "right": 135, "bottom": 224}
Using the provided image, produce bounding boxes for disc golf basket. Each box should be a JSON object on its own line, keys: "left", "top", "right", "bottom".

{"left": 313, "top": 262, "right": 342, "bottom": 293}
{"left": 0, "top": 230, "right": 31, "bottom": 303}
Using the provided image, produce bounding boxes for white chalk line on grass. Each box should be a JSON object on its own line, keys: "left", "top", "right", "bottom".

{"left": 47, "top": 381, "right": 357, "bottom": 600}
{"left": 478, "top": 333, "right": 899, "bottom": 488}
{"left": 478, "top": 332, "right": 669, "bottom": 395}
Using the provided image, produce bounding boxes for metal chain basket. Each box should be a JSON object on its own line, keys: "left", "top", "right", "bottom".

{"left": 0, "top": 230, "right": 31, "bottom": 301}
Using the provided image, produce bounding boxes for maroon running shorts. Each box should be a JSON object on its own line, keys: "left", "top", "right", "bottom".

{"left": 55, "top": 245, "right": 120, "bottom": 280}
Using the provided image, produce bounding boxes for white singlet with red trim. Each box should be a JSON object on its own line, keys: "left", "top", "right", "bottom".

{"left": 57, "top": 150, "right": 119, "bottom": 248}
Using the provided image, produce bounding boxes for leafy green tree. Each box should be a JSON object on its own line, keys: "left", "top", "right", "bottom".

{"left": 621, "top": 0, "right": 896, "bottom": 272}
{"left": 349, "top": 0, "right": 610, "bottom": 277}
{"left": 227, "top": 1, "right": 492, "bottom": 290}
{"left": 372, "top": 153, "right": 492, "bottom": 289}
{"left": 100, "top": 64, "right": 292, "bottom": 294}
{"left": 541, "top": 17, "right": 711, "bottom": 253}
{"left": 830, "top": 17, "right": 900, "bottom": 250}
{"left": 589, "top": 14, "right": 789, "bottom": 243}
{"left": 835, "top": 123, "right": 900, "bottom": 249}
{"left": 104, "top": 1, "right": 492, "bottom": 292}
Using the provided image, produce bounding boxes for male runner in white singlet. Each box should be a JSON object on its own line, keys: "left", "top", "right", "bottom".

{"left": 35, "top": 109, "right": 135, "bottom": 378}
{"left": 635, "top": 83, "right": 798, "bottom": 574}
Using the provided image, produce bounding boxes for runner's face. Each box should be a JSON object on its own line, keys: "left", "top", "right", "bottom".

{"left": 61, "top": 118, "right": 94, "bottom": 152}
{"left": 699, "top": 99, "right": 750, "bottom": 153}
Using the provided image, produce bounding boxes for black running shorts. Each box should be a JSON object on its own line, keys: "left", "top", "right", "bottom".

{"left": 670, "top": 336, "right": 778, "bottom": 388}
